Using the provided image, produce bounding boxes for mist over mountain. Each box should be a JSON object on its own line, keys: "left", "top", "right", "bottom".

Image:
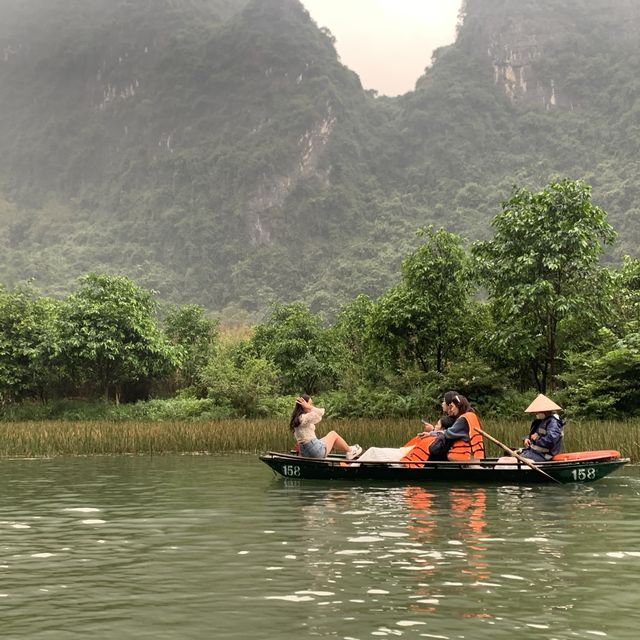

{"left": 0, "top": 0, "right": 638, "bottom": 316}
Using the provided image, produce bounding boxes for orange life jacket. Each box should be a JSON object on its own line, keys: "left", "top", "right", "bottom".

{"left": 400, "top": 435, "right": 433, "bottom": 468}
{"left": 447, "top": 411, "right": 485, "bottom": 461}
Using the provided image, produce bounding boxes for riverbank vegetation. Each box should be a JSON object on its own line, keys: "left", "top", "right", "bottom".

{"left": 0, "top": 418, "right": 637, "bottom": 461}
{"left": 1, "top": 180, "right": 639, "bottom": 429}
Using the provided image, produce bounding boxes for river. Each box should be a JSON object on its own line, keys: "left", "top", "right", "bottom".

{"left": 1, "top": 455, "right": 638, "bottom": 639}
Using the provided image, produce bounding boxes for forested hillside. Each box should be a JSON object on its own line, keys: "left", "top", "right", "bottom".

{"left": 0, "top": 0, "right": 639, "bottom": 315}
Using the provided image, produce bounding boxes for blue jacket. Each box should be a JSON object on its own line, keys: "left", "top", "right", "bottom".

{"left": 525, "top": 414, "right": 565, "bottom": 458}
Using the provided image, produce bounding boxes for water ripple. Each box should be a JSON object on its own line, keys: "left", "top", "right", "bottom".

{"left": 0, "top": 456, "right": 637, "bottom": 639}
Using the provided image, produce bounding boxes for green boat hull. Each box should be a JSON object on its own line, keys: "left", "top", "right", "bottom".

{"left": 260, "top": 452, "right": 629, "bottom": 484}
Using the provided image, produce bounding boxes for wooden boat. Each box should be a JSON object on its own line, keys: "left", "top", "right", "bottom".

{"left": 260, "top": 449, "right": 629, "bottom": 484}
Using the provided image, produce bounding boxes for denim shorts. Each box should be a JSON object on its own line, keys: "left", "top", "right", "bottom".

{"left": 299, "top": 438, "right": 327, "bottom": 459}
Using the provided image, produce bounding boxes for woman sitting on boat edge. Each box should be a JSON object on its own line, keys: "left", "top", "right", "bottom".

{"left": 290, "top": 394, "right": 362, "bottom": 460}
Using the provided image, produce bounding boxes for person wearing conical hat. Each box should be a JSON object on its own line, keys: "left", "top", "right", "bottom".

{"left": 520, "top": 394, "right": 565, "bottom": 462}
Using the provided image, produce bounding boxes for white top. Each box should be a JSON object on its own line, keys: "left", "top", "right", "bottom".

{"left": 293, "top": 407, "right": 325, "bottom": 444}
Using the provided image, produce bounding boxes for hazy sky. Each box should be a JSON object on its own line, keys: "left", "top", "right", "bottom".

{"left": 301, "top": 0, "right": 463, "bottom": 96}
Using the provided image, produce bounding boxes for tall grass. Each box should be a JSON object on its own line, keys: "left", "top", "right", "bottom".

{"left": 0, "top": 418, "right": 638, "bottom": 461}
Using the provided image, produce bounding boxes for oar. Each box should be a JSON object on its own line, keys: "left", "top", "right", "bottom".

{"left": 477, "top": 428, "right": 562, "bottom": 484}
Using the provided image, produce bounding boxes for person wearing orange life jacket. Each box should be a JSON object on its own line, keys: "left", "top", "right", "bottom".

{"left": 438, "top": 391, "right": 485, "bottom": 460}
{"left": 402, "top": 391, "right": 485, "bottom": 464}
{"left": 402, "top": 414, "right": 455, "bottom": 462}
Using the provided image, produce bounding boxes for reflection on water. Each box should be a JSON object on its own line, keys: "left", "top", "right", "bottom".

{"left": 0, "top": 456, "right": 638, "bottom": 639}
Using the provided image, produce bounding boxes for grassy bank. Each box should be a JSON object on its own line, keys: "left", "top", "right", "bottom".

{"left": 0, "top": 418, "right": 638, "bottom": 461}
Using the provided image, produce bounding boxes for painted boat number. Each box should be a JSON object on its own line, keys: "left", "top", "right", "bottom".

{"left": 571, "top": 467, "right": 597, "bottom": 481}
{"left": 280, "top": 464, "right": 598, "bottom": 480}
{"left": 282, "top": 465, "right": 301, "bottom": 477}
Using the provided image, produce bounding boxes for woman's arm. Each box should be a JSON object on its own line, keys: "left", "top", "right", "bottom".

{"left": 442, "top": 416, "right": 469, "bottom": 441}
{"left": 298, "top": 407, "right": 325, "bottom": 427}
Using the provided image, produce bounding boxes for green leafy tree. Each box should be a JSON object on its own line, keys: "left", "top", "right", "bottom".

{"left": 369, "top": 227, "right": 476, "bottom": 374}
{"left": 59, "top": 274, "right": 178, "bottom": 403}
{"left": 561, "top": 329, "right": 640, "bottom": 417}
{"left": 330, "top": 294, "right": 382, "bottom": 386}
{"left": 0, "top": 284, "right": 62, "bottom": 403}
{"left": 610, "top": 256, "right": 640, "bottom": 333}
{"left": 561, "top": 256, "right": 640, "bottom": 417}
{"left": 473, "top": 179, "right": 617, "bottom": 392}
{"left": 202, "top": 340, "right": 279, "bottom": 417}
{"left": 251, "top": 302, "right": 338, "bottom": 394}
{"left": 164, "top": 304, "right": 219, "bottom": 390}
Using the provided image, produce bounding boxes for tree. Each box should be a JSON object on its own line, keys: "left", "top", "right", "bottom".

{"left": 330, "top": 294, "right": 381, "bottom": 386}
{"left": 0, "top": 284, "right": 62, "bottom": 403}
{"left": 561, "top": 330, "right": 640, "bottom": 417}
{"left": 201, "top": 340, "right": 279, "bottom": 417}
{"left": 369, "top": 227, "right": 476, "bottom": 374}
{"left": 164, "top": 304, "right": 219, "bottom": 390}
{"left": 473, "top": 179, "right": 617, "bottom": 392}
{"left": 610, "top": 256, "right": 640, "bottom": 334}
{"left": 59, "top": 274, "right": 178, "bottom": 403}
{"left": 561, "top": 256, "right": 640, "bottom": 417}
{"left": 251, "top": 302, "right": 338, "bottom": 394}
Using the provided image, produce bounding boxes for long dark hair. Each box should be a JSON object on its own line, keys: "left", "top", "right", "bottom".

{"left": 289, "top": 393, "right": 310, "bottom": 432}
{"left": 443, "top": 390, "right": 475, "bottom": 416}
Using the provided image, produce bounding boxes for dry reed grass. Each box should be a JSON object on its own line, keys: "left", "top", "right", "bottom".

{"left": 0, "top": 418, "right": 637, "bottom": 460}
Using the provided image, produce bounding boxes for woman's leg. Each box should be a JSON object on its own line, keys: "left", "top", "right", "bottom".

{"left": 320, "top": 430, "right": 350, "bottom": 455}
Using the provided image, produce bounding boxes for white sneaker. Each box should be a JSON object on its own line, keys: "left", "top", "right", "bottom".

{"left": 346, "top": 444, "right": 362, "bottom": 460}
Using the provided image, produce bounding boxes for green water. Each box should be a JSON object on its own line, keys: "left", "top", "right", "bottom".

{"left": 0, "top": 455, "right": 638, "bottom": 639}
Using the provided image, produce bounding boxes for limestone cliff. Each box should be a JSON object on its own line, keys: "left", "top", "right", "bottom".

{"left": 463, "top": 0, "right": 640, "bottom": 110}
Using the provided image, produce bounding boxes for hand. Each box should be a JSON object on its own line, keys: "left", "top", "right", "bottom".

{"left": 296, "top": 396, "right": 313, "bottom": 412}
{"left": 524, "top": 438, "right": 531, "bottom": 447}
{"left": 420, "top": 423, "right": 435, "bottom": 434}
{"left": 530, "top": 433, "right": 539, "bottom": 441}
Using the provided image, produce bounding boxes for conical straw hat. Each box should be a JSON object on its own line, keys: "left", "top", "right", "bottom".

{"left": 524, "top": 393, "right": 562, "bottom": 413}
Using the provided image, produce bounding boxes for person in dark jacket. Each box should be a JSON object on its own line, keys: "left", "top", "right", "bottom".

{"left": 405, "top": 391, "right": 485, "bottom": 462}
{"left": 520, "top": 394, "right": 565, "bottom": 461}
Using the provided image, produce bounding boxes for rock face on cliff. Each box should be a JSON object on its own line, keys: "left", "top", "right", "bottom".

{"left": 491, "top": 22, "right": 566, "bottom": 109}
{"left": 0, "top": 0, "right": 639, "bottom": 313}
{"left": 482, "top": 0, "right": 640, "bottom": 110}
